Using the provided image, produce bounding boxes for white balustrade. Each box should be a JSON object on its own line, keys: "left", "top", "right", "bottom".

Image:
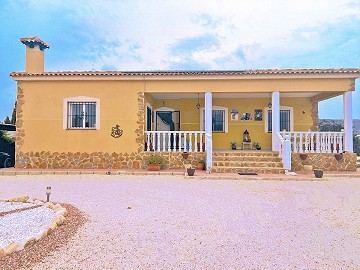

{"left": 276, "top": 131, "right": 345, "bottom": 170}
{"left": 276, "top": 133, "right": 291, "bottom": 170}
{"left": 280, "top": 132, "right": 345, "bottom": 154}
{"left": 145, "top": 131, "right": 206, "bottom": 152}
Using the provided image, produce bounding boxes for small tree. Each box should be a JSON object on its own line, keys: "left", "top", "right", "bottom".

{"left": 354, "top": 135, "right": 360, "bottom": 156}
{"left": 0, "top": 130, "right": 15, "bottom": 144}
{"left": 11, "top": 101, "right": 16, "bottom": 125}
{"left": 4, "top": 115, "right": 11, "bottom": 124}
{"left": 319, "top": 120, "right": 343, "bottom": 132}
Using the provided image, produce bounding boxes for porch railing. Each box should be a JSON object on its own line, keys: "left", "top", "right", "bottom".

{"left": 276, "top": 131, "right": 346, "bottom": 170}
{"left": 280, "top": 131, "right": 345, "bottom": 154}
{"left": 276, "top": 133, "right": 291, "bottom": 170}
{"left": 145, "top": 131, "right": 206, "bottom": 152}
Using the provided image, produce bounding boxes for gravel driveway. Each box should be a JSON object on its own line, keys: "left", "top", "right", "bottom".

{"left": 1, "top": 175, "right": 359, "bottom": 269}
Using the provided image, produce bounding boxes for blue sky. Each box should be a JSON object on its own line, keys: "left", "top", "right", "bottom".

{"left": 0, "top": 0, "right": 359, "bottom": 121}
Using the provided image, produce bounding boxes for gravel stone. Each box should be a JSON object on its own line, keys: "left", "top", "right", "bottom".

{"left": 0, "top": 202, "right": 33, "bottom": 213}
{"left": 0, "top": 175, "right": 359, "bottom": 269}
{"left": 0, "top": 206, "right": 56, "bottom": 249}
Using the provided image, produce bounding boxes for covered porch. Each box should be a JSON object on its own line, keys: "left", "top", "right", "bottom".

{"left": 143, "top": 89, "right": 355, "bottom": 172}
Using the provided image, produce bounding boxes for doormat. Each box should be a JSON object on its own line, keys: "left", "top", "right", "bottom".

{"left": 238, "top": 172, "right": 258, "bottom": 175}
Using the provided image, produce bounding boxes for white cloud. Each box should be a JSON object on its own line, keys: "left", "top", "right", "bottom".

{"left": 17, "top": 0, "right": 360, "bottom": 70}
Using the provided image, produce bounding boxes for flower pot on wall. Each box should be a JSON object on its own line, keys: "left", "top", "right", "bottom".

{"left": 299, "top": 154, "right": 308, "bottom": 161}
{"left": 182, "top": 152, "right": 189, "bottom": 159}
{"left": 334, "top": 153, "right": 343, "bottom": 161}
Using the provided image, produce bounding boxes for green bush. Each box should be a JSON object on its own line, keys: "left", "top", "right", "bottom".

{"left": 147, "top": 154, "right": 164, "bottom": 165}
{"left": 354, "top": 135, "right": 360, "bottom": 156}
{"left": 0, "top": 130, "right": 15, "bottom": 145}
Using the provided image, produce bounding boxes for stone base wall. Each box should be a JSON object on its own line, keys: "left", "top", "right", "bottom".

{"left": 16, "top": 151, "right": 206, "bottom": 170}
{"left": 291, "top": 153, "right": 357, "bottom": 171}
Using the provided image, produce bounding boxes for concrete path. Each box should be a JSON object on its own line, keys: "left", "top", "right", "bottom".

{"left": 0, "top": 175, "right": 359, "bottom": 269}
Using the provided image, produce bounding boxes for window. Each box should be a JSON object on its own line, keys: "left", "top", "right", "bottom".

{"left": 67, "top": 102, "right": 96, "bottom": 129}
{"left": 265, "top": 106, "right": 293, "bottom": 132}
{"left": 146, "top": 106, "right": 152, "bottom": 131}
{"left": 63, "top": 97, "right": 100, "bottom": 130}
{"left": 212, "top": 110, "right": 225, "bottom": 132}
{"left": 200, "top": 106, "right": 228, "bottom": 133}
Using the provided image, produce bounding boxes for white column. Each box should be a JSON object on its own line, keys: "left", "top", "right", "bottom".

{"left": 344, "top": 91, "right": 353, "bottom": 152}
{"left": 272, "top": 91, "right": 280, "bottom": 151}
{"left": 205, "top": 92, "right": 213, "bottom": 172}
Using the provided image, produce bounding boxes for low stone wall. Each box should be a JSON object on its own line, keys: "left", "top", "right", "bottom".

{"left": 291, "top": 152, "right": 357, "bottom": 171}
{"left": 16, "top": 151, "right": 206, "bottom": 170}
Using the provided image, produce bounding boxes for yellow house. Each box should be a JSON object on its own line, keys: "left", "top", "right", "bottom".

{"left": 10, "top": 37, "right": 360, "bottom": 172}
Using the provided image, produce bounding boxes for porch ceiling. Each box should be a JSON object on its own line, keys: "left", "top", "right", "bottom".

{"left": 150, "top": 92, "right": 323, "bottom": 99}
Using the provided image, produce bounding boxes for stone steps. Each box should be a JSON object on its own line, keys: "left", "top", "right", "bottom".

{"left": 213, "top": 161, "right": 283, "bottom": 168}
{"left": 212, "top": 166, "right": 285, "bottom": 174}
{"left": 213, "top": 156, "right": 282, "bottom": 162}
{"left": 212, "top": 151, "right": 284, "bottom": 174}
{"left": 213, "top": 151, "right": 279, "bottom": 157}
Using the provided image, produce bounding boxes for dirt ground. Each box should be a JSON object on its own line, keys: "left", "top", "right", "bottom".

{"left": 1, "top": 175, "right": 359, "bottom": 269}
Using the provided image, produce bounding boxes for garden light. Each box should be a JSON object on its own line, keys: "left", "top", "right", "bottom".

{"left": 46, "top": 186, "right": 51, "bottom": 202}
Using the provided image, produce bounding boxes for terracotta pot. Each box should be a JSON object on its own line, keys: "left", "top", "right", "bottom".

{"left": 187, "top": 168, "right": 195, "bottom": 176}
{"left": 147, "top": 164, "right": 161, "bottom": 171}
{"left": 182, "top": 152, "right": 189, "bottom": 159}
{"left": 303, "top": 164, "right": 313, "bottom": 174}
{"left": 300, "top": 153, "right": 308, "bottom": 160}
{"left": 314, "top": 169, "right": 323, "bottom": 178}
{"left": 197, "top": 162, "right": 205, "bottom": 170}
{"left": 334, "top": 153, "right": 343, "bottom": 161}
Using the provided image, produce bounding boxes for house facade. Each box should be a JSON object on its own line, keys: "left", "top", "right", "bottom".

{"left": 10, "top": 37, "right": 360, "bottom": 172}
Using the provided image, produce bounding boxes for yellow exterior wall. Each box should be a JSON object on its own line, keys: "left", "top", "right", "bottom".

{"left": 20, "top": 80, "right": 143, "bottom": 153}
{"left": 17, "top": 76, "right": 352, "bottom": 153}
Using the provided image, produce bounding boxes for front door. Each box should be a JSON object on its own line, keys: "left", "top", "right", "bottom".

{"left": 155, "top": 110, "right": 180, "bottom": 149}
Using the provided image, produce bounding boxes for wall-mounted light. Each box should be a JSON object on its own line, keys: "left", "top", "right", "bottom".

{"left": 46, "top": 186, "right": 51, "bottom": 202}
{"left": 268, "top": 93, "right": 272, "bottom": 108}
{"left": 196, "top": 93, "right": 200, "bottom": 109}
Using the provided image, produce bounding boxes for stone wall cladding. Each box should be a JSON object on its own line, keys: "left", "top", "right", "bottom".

{"left": 310, "top": 101, "right": 319, "bottom": 131}
{"left": 15, "top": 83, "right": 25, "bottom": 161}
{"left": 16, "top": 151, "right": 206, "bottom": 170}
{"left": 136, "top": 92, "right": 145, "bottom": 153}
{"left": 291, "top": 153, "right": 357, "bottom": 171}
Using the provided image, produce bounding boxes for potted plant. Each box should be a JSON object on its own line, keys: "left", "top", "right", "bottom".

{"left": 334, "top": 153, "right": 343, "bottom": 161}
{"left": 254, "top": 142, "right": 261, "bottom": 150}
{"left": 302, "top": 161, "right": 313, "bottom": 174}
{"left": 184, "top": 161, "right": 195, "bottom": 176}
{"left": 231, "top": 141, "right": 237, "bottom": 150}
{"left": 197, "top": 159, "right": 205, "bottom": 170}
{"left": 147, "top": 154, "right": 164, "bottom": 171}
{"left": 314, "top": 169, "right": 323, "bottom": 178}
{"left": 182, "top": 152, "right": 189, "bottom": 159}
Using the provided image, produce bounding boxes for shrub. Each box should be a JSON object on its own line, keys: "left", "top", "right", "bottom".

{"left": 147, "top": 154, "right": 164, "bottom": 165}
{"left": 0, "top": 130, "right": 15, "bottom": 145}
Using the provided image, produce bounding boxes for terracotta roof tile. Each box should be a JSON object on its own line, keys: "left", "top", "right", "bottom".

{"left": 10, "top": 68, "right": 360, "bottom": 78}
{"left": 20, "top": 36, "right": 49, "bottom": 49}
